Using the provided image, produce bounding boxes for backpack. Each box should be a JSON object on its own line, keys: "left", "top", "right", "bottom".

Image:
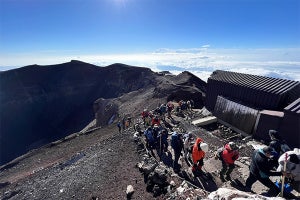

{"left": 188, "top": 141, "right": 195, "bottom": 153}
{"left": 215, "top": 147, "right": 224, "bottom": 160}
{"left": 171, "top": 133, "right": 178, "bottom": 149}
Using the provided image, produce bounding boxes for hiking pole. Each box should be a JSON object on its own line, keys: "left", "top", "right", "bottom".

{"left": 160, "top": 135, "right": 162, "bottom": 156}
{"left": 280, "top": 153, "right": 288, "bottom": 197}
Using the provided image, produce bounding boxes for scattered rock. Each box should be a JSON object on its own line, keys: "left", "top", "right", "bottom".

{"left": 126, "top": 185, "right": 134, "bottom": 199}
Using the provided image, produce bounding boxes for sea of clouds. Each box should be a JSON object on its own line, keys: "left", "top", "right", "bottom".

{"left": 1, "top": 47, "right": 300, "bottom": 82}
{"left": 92, "top": 47, "right": 300, "bottom": 82}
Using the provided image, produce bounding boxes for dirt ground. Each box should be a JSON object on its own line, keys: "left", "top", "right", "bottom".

{"left": 0, "top": 124, "right": 157, "bottom": 200}
{"left": 1, "top": 106, "right": 298, "bottom": 199}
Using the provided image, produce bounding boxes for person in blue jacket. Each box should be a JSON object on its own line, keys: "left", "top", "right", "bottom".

{"left": 171, "top": 132, "right": 184, "bottom": 171}
{"left": 157, "top": 128, "right": 168, "bottom": 155}
{"left": 144, "top": 127, "right": 155, "bottom": 150}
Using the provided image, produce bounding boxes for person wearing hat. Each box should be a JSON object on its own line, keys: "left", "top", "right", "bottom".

{"left": 269, "top": 130, "right": 291, "bottom": 158}
{"left": 171, "top": 132, "right": 184, "bottom": 172}
{"left": 245, "top": 146, "right": 289, "bottom": 197}
{"left": 192, "top": 137, "right": 208, "bottom": 176}
{"left": 219, "top": 142, "right": 239, "bottom": 181}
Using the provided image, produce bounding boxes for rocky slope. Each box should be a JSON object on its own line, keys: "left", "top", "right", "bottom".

{"left": 0, "top": 60, "right": 206, "bottom": 166}
{"left": 1, "top": 105, "right": 293, "bottom": 199}
{"left": 1, "top": 62, "right": 298, "bottom": 199}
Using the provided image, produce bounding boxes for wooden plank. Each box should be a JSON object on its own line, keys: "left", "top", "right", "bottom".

{"left": 192, "top": 116, "right": 217, "bottom": 126}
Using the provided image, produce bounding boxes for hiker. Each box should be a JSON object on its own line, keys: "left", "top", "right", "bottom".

{"left": 190, "top": 99, "right": 194, "bottom": 109}
{"left": 144, "top": 116, "right": 151, "bottom": 127}
{"left": 151, "top": 116, "right": 161, "bottom": 127}
{"left": 192, "top": 138, "right": 208, "bottom": 175}
{"left": 171, "top": 132, "right": 184, "bottom": 171}
{"left": 144, "top": 127, "right": 155, "bottom": 150}
{"left": 122, "top": 116, "right": 126, "bottom": 131}
{"left": 152, "top": 124, "right": 160, "bottom": 145}
{"left": 157, "top": 128, "right": 169, "bottom": 154}
{"left": 154, "top": 106, "right": 162, "bottom": 116}
{"left": 117, "top": 121, "right": 122, "bottom": 133}
{"left": 180, "top": 100, "right": 187, "bottom": 110}
{"left": 127, "top": 117, "right": 132, "bottom": 127}
{"left": 159, "top": 103, "right": 167, "bottom": 120}
{"left": 141, "top": 109, "right": 149, "bottom": 125}
{"left": 125, "top": 119, "right": 129, "bottom": 129}
{"left": 187, "top": 100, "right": 191, "bottom": 111}
{"left": 167, "top": 102, "right": 174, "bottom": 118}
{"left": 134, "top": 123, "right": 142, "bottom": 136}
{"left": 269, "top": 130, "right": 291, "bottom": 158}
{"left": 183, "top": 132, "right": 193, "bottom": 161}
{"left": 245, "top": 146, "right": 288, "bottom": 197}
{"left": 217, "top": 142, "right": 239, "bottom": 181}
{"left": 277, "top": 148, "right": 300, "bottom": 193}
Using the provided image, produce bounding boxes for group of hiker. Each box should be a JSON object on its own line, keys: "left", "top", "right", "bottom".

{"left": 142, "top": 121, "right": 240, "bottom": 182}
{"left": 142, "top": 102, "right": 173, "bottom": 125}
{"left": 117, "top": 116, "right": 132, "bottom": 133}
{"left": 141, "top": 100, "right": 195, "bottom": 126}
{"left": 245, "top": 130, "right": 300, "bottom": 197}
{"left": 118, "top": 102, "right": 300, "bottom": 198}
{"left": 153, "top": 126, "right": 299, "bottom": 197}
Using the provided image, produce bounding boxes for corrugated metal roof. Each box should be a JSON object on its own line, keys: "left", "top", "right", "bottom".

{"left": 284, "top": 98, "right": 300, "bottom": 114}
{"left": 206, "top": 70, "right": 300, "bottom": 111}
{"left": 209, "top": 70, "right": 300, "bottom": 95}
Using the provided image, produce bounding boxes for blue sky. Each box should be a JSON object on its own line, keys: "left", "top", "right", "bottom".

{"left": 0, "top": 0, "right": 300, "bottom": 81}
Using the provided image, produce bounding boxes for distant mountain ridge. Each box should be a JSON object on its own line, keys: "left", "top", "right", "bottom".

{"left": 0, "top": 60, "right": 207, "bottom": 165}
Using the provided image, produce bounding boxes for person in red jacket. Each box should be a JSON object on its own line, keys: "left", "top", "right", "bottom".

{"left": 151, "top": 116, "right": 160, "bottom": 127}
{"left": 219, "top": 142, "right": 239, "bottom": 181}
{"left": 192, "top": 138, "right": 208, "bottom": 175}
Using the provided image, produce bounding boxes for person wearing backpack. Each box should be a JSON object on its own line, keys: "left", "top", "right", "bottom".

{"left": 171, "top": 132, "right": 184, "bottom": 171}
{"left": 268, "top": 130, "right": 291, "bottom": 168}
{"left": 183, "top": 132, "right": 193, "bottom": 161}
{"left": 218, "top": 142, "right": 239, "bottom": 181}
{"left": 157, "top": 128, "right": 169, "bottom": 155}
{"left": 117, "top": 121, "right": 122, "bottom": 133}
{"left": 159, "top": 104, "right": 167, "bottom": 120}
{"left": 245, "top": 146, "right": 288, "bottom": 197}
{"left": 269, "top": 130, "right": 291, "bottom": 157}
{"left": 192, "top": 138, "right": 208, "bottom": 176}
{"left": 144, "top": 127, "right": 155, "bottom": 150}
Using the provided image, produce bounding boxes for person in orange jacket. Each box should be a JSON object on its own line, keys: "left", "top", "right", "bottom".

{"left": 192, "top": 138, "right": 208, "bottom": 175}
{"left": 219, "top": 142, "right": 239, "bottom": 181}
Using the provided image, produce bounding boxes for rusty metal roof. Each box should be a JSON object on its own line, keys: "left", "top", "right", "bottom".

{"left": 209, "top": 70, "right": 300, "bottom": 95}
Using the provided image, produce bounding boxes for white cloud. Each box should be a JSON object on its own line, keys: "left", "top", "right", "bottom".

{"left": 1, "top": 47, "right": 300, "bottom": 82}
{"left": 201, "top": 44, "right": 210, "bottom": 48}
